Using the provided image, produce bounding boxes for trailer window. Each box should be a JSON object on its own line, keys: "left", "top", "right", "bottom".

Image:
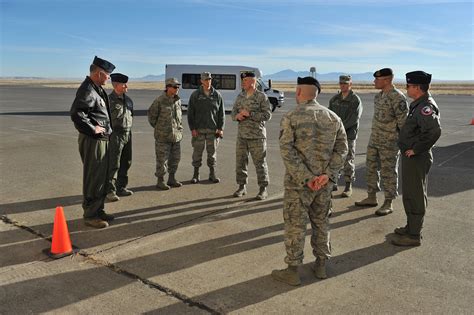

{"left": 181, "top": 73, "right": 201, "bottom": 89}
{"left": 212, "top": 74, "right": 236, "bottom": 90}
{"left": 181, "top": 73, "right": 237, "bottom": 90}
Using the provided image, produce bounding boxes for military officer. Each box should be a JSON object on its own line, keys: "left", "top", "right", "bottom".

{"left": 70, "top": 56, "right": 115, "bottom": 229}
{"left": 271, "top": 77, "right": 347, "bottom": 285}
{"left": 106, "top": 73, "right": 134, "bottom": 202}
{"left": 231, "top": 71, "right": 272, "bottom": 200}
{"left": 355, "top": 68, "right": 408, "bottom": 215}
{"left": 328, "top": 74, "right": 363, "bottom": 197}
{"left": 187, "top": 72, "right": 225, "bottom": 184}
{"left": 148, "top": 78, "right": 183, "bottom": 190}
{"left": 392, "top": 71, "right": 441, "bottom": 246}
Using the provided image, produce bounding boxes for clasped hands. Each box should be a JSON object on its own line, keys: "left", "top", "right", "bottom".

{"left": 306, "top": 174, "right": 329, "bottom": 191}
{"left": 236, "top": 109, "right": 250, "bottom": 121}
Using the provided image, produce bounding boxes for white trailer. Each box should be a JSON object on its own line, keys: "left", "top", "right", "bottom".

{"left": 165, "top": 64, "right": 284, "bottom": 111}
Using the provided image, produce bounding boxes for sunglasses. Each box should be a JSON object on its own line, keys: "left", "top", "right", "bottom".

{"left": 168, "top": 85, "right": 180, "bottom": 89}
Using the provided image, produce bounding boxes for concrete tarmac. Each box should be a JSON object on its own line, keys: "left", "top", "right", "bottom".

{"left": 0, "top": 85, "right": 473, "bottom": 314}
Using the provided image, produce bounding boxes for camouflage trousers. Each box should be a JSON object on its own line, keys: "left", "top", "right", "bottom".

{"left": 341, "top": 139, "right": 356, "bottom": 182}
{"left": 283, "top": 186, "right": 332, "bottom": 266}
{"left": 107, "top": 129, "right": 132, "bottom": 193}
{"left": 235, "top": 137, "right": 269, "bottom": 187}
{"left": 191, "top": 129, "right": 219, "bottom": 168}
{"left": 155, "top": 140, "right": 181, "bottom": 178}
{"left": 78, "top": 133, "right": 109, "bottom": 219}
{"left": 365, "top": 143, "right": 400, "bottom": 199}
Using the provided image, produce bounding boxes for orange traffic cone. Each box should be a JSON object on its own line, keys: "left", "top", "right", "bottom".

{"left": 44, "top": 206, "right": 73, "bottom": 259}
{"left": 470, "top": 118, "right": 474, "bottom": 125}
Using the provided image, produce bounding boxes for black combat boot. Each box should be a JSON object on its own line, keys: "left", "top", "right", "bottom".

{"left": 209, "top": 167, "right": 220, "bottom": 183}
{"left": 167, "top": 173, "right": 182, "bottom": 188}
{"left": 191, "top": 167, "right": 200, "bottom": 184}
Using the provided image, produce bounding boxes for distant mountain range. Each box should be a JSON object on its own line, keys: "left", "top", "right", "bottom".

{"left": 261, "top": 69, "right": 375, "bottom": 82}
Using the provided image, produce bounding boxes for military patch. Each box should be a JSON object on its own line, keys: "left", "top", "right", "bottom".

{"left": 421, "top": 105, "right": 433, "bottom": 116}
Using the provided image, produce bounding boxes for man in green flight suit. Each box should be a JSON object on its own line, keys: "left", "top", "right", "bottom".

{"left": 393, "top": 71, "right": 441, "bottom": 246}
{"left": 106, "top": 73, "right": 134, "bottom": 202}
{"left": 70, "top": 56, "right": 115, "bottom": 229}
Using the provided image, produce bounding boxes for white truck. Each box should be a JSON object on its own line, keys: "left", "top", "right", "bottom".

{"left": 165, "top": 64, "right": 284, "bottom": 112}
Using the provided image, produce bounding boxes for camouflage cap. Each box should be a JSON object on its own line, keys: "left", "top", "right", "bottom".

{"left": 201, "top": 72, "right": 212, "bottom": 80}
{"left": 92, "top": 56, "right": 115, "bottom": 73}
{"left": 406, "top": 70, "right": 432, "bottom": 84}
{"left": 165, "top": 77, "right": 181, "bottom": 86}
{"left": 339, "top": 74, "right": 352, "bottom": 84}
{"left": 373, "top": 68, "right": 393, "bottom": 77}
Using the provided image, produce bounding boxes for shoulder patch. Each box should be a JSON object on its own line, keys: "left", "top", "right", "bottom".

{"left": 421, "top": 105, "right": 433, "bottom": 116}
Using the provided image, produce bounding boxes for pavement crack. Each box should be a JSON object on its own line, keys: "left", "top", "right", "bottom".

{"left": 2, "top": 215, "right": 50, "bottom": 240}
{"left": 79, "top": 253, "right": 221, "bottom": 314}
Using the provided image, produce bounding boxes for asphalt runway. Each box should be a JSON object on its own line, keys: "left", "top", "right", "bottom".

{"left": 0, "top": 85, "right": 473, "bottom": 313}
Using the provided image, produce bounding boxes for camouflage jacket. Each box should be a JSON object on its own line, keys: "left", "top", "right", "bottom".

{"left": 231, "top": 89, "right": 272, "bottom": 139}
{"left": 398, "top": 93, "right": 441, "bottom": 154}
{"left": 109, "top": 91, "right": 133, "bottom": 131}
{"left": 369, "top": 86, "right": 408, "bottom": 148}
{"left": 70, "top": 76, "right": 112, "bottom": 140}
{"left": 147, "top": 92, "right": 183, "bottom": 143}
{"left": 328, "top": 90, "right": 363, "bottom": 140}
{"left": 280, "top": 99, "right": 348, "bottom": 190}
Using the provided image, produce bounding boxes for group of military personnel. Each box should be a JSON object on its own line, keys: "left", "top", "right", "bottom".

{"left": 70, "top": 56, "right": 441, "bottom": 285}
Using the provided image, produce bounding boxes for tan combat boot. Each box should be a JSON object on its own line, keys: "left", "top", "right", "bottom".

{"left": 84, "top": 218, "right": 109, "bottom": 229}
{"left": 355, "top": 192, "right": 378, "bottom": 207}
{"left": 256, "top": 186, "right": 268, "bottom": 200}
{"left": 391, "top": 234, "right": 421, "bottom": 246}
{"left": 375, "top": 199, "right": 393, "bottom": 216}
{"left": 271, "top": 265, "right": 301, "bottom": 286}
{"left": 156, "top": 177, "right": 170, "bottom": 190}
{"left": 312, "top": 257, "right": 328, "bottom": 279}
{"left": 341, "top": 182, "right": 352, "bottom": 198}
{"left": 233, "top": 184, "right": 247, "bottom": 197}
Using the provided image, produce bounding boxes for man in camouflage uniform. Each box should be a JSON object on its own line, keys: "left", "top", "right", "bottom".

{"left": 70, "top": 56, "right": 115, "bottom": 229}
{"left": 231, "top": 71, "right": 272, "bottom": 200}
{"left": 148, "top": 78, "right": 183, "bottom": 190}
{"left": 271, "top": 77, "right": 347, "bottom": 286}
{"left": 393, "top": 71, "right": 441, "bottom": 246}
{"left": 355, "top": 68, "right": 408, "bottom": 216}
{"left": 187, "top": 72, "right": 225, "bottom": 184}
{"left": 106, "top": 73, "right": 134, "bottom": 202}
{"left": 328, "top": 74, "right": 363, "bottom": 197}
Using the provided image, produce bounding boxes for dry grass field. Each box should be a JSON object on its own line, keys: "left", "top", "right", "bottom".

{"left": 0, "top": 79, "right": 472, "bottom": 95}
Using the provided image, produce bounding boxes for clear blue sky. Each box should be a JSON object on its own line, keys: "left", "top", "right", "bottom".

{"left": 1, "top": 0, "right": 473, "bottom": 80}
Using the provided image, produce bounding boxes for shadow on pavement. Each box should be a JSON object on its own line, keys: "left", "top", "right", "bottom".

{"left": 348, "top": 141, "right": 473, "bottom": 198}
{"left": 145, "top": 235, "right": 410, "bottom": 314}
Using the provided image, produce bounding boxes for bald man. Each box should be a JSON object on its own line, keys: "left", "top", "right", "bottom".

{"left": 271, "top": 77, "right": 348, "bottom": 285}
